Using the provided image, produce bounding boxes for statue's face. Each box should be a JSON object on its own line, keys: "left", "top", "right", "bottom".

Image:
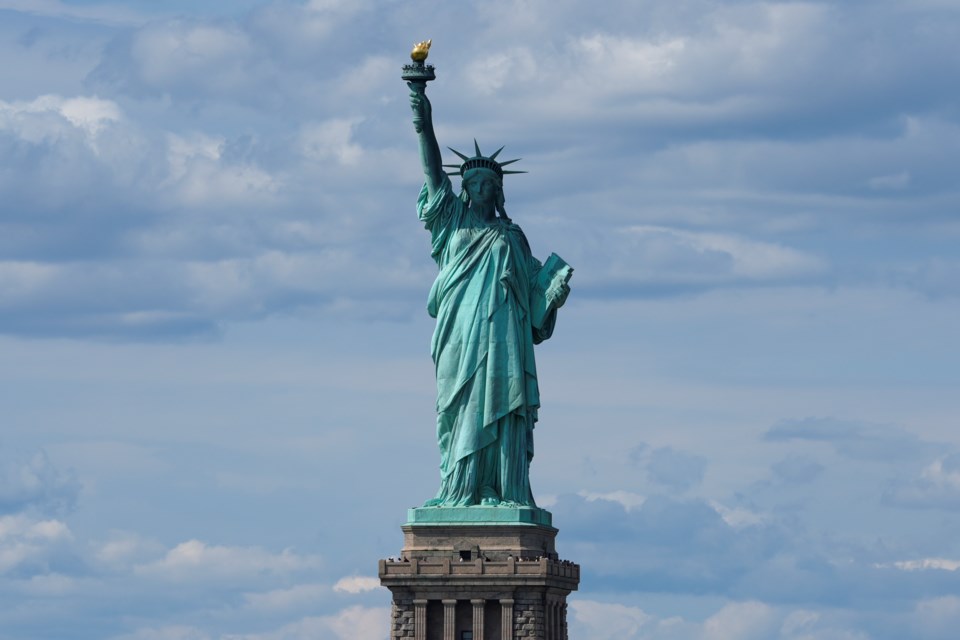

{"left": 463, "top": 169, "right": 500, "bottom": 208}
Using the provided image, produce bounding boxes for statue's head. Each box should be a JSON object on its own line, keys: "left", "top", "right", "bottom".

{"left": 461, "top": 167, "right": 504, "bottom": 212}
{"left": 444, "top": 141, "right": 524, "bottom": 219}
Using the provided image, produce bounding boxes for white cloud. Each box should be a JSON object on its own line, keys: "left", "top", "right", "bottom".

{"left": 569, "top": 601, "right": 655, "bottom": 640}
{"left": 582, "top": 225, "right": 827, "bottom": 292}
{"left": 464, "top": 47, "right": 539, "bottom": 95}
{"left": 221, "top": 606, "right": 389, "bottom": 640}
{"left": 58, "top": 96, "right": 122, "bottom": 136}
{"left": 0, "top": 0, "right": 145, "bottom": 25}
{"left": 710, "top": 501, "right": 767, "bottom": 528}
{"left": 134, "top": 540, "right": 321, "bottom": 582}
{"left": 578, "top": 489, "right": 646, "bottom": 511}
{"left": 868, "top": 171, "right": 911, "bottom": 190}
{"left": 94, "top": 531, "right": 165, "bottom": 569}
{"left": 110, "top": 626, "right": 211, "bottom": 640}
{"left": 332, "top": 575, "right": 381, "bottom": 594}
{"left": 914, "top": 596, "right": 960, "bottom": 640}
{"left": 129, "top": 22, "right": 253, "bottom": 89}
{"left": 569, "top": 600, "right": 818, "bottom": 640}
{"left": 0, "top": 514, "right": 72, "bottom": 573}
{"left": 0, "top": 94, "right": 121, "bottom": 146}
{"left": 164, "top": 132, "right": 279, "bottom": 206}
{"left": 17, "top": 572, "right": 93, "bottom": 596}
{"left": 243, "top": 583, "right": 331, "bottom": 612}
{"left": 626, "top": 226, "right": 826, "bottom": 281}
{"left": 780, "top": 609, "right": 820, "bottom": 636}
{"left": 878, "top": 557, "right": 960, "bottom": 572}
{"left": 573, "top": 33, "right": 685, "bottom": 87}
{"left": 0, "top": 450, "right": 80, "bottom": 514}
{"left": 883, "top": 454, "right": 960, "bottom": 510}
{"left": 299, "top": 118, "right": 364, "bottom": 166}
{"left": 570, "top": 599, "right": 874, "bottom": 640}
{"left": 0, "top": 262, "right": 59, "bottom": 303}
{"left": 702, "top": 601, "right": 778, "bottom": 640}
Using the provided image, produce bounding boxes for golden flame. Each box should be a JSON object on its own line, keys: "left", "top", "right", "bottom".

{"left": 411, "top": 39, "right": 431, "bottom": 63}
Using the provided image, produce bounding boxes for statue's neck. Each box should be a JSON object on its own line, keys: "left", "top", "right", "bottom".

{"left": 470, "top": 202, "right": 496, "bottom": 221}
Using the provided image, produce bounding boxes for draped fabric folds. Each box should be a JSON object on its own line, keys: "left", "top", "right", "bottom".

{"left": 418, "top": 176, "right": 556, "bottom": 507}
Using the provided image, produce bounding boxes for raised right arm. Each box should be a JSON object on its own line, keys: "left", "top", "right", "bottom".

{"left": 408, "top": 84, "right": 444, "bottom": 200}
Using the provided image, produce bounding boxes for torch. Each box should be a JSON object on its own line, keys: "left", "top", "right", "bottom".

{"left": 401, "top": 39, "right": 436, "bottom": 134}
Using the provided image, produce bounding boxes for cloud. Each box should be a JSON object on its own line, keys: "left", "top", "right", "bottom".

{"left": 0, "top": 450, "right": 81, "bottom": 515}
{"left": 771, "top": 454, "right": 825, "bottom": 484}
{"left": 134, "top": 540, "right": 322, "bottom": 582}
{"left": 702, "top": 601, "right": 779, "bottom": 640}
{"left": 554, "top": 482, "right": 960, "bottom": 612}
{"left": 219, "top": 606, "right": 389, "bottom": 640}
{"left": 0, "top": 94, "right": 121, "bottom": 143}
{"left": 243, "top": 583, "right": 330, "bottom": 613}
{"left": 0, "top": 514, "right": 74, "bottom": 574}
{"left": 913, "top": 596, "right": 960, "bottom": 640}
{"left": 554, "top": 493, "right": 785, "bottom": 595}
{"left": 868, "top": 171, "right": 911, "bottom": 190}
{"left": 883, "top": 454, "right": 960, "bottom": 511}
{"left": 89, "top": 20, "right": 259, "bottom": 100}
{"left": 576, "top": 225, "right": 827, "bottom": 298}
{"left": 891, "top": 258, "right": 960, "bottom": 299}
{"left": 569, "top": 599, "right": 875, "bottom": 640}
{"left": 299, "top": 118, "right": 364, "bottom": 166}
{"left": 0, "top": 0, "right": 146, "bottom": 26}
{"left": 94, "top": 531, "right": 165, "bottom": 569}
{"left": 2, "top": 0, "right": 959, "bottom": 342}
{"left": 765, "top": 417, "right": 937, "bottom": 461}
{"left": 879, "top": 558, "right": 960, "bottom": 572}
{"left": 109, "top": 626, "right": 212, "bottom": 640}
{"left": 332, "top": 575, "right": 381, "bottom": 594}
{"left": 163, "top": 131, "right": 280, "bottom": 206}
{"left": 642, "top": 446, "right": 708, "bottom": 491}
{"left": 578, "top": 489, "right": 646, "bottom": 511}
{"left": 568, "top": 600, "right": 659, "bottom": 640}
{"left": 709, "top": 501, "right": 768, "bottom": 529}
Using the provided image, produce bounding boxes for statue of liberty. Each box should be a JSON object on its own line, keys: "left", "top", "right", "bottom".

{"left": 404, "top": 42, "right": 572, "bottom": 508}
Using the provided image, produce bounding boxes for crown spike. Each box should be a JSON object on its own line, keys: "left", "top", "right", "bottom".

{"left": 445, "top": 141, "right": 526, "bottom": 179}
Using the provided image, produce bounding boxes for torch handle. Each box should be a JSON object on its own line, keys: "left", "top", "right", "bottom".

{"left": 408, "top": 80, "right": 427, "bottom": 134}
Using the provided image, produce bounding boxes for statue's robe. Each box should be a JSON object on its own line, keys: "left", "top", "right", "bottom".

{"left": 418, "top": 176, "right": 556, "bottom": 506}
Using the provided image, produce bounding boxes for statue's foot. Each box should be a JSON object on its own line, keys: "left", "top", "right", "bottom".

{"left": 422, "top": 498, "right": 443, "bottom": 507}
{"left": 480, "top": 496, "right": 500, "bottom": 506}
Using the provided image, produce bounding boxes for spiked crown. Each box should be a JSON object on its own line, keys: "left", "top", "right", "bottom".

{"left": 443, "top": 140, "right": 526, "bottom": 179}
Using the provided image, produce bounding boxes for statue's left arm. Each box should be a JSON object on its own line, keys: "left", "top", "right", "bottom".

{"left": 528, "top": 254, "right": 571, "bottom": 344}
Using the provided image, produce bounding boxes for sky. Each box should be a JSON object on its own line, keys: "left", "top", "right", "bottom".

{"left": 1, "top": 0, "right": 959, "bottom": 638}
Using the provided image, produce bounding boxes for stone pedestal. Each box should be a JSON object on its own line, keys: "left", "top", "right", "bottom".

{"left": 380, "top": 508, "right": 579, "bottom": 640}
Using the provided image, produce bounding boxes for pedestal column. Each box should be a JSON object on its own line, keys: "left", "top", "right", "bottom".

{"left": 443, "top": 599, "right": 457, "bottom": 640}
{"left": 501, "top": 598, "right": 514, "bottom": 640}
{"left": 414, "top": 599, "right": 427, "bottom": 640}
{"left": 471, "top": 599, "right": 485, "bottom": 639}
{"left": 546, "top": 600, "right": 554, "bottom": 639}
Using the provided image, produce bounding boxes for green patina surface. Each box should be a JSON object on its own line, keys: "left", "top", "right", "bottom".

{"left": 403, "top": 44, "right": 572, "bottom": 517}
{"left": 407, "top": 506, "right": 553, "bottom": 527}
